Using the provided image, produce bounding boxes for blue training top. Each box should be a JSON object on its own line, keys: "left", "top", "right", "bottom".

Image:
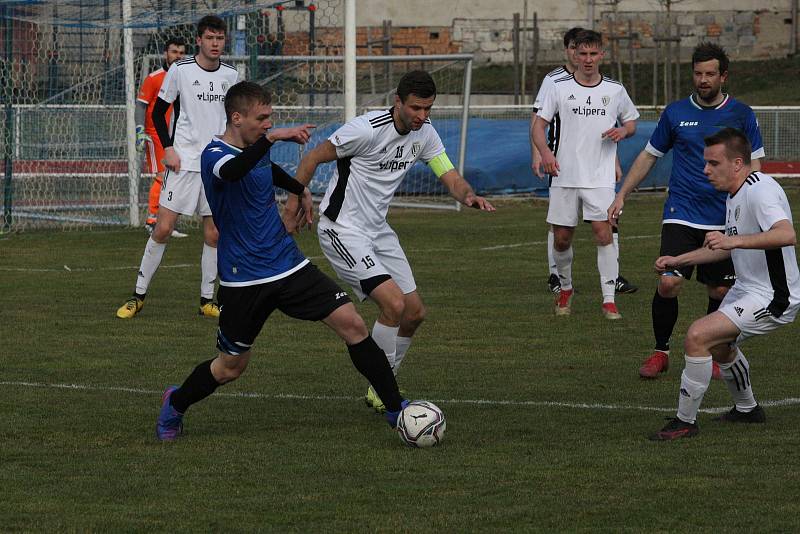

{"left": 646, "top": 94, "right": 765, "bottom": 229}
{"left": 200, "top": 137, "right": 308, "bottom": 286}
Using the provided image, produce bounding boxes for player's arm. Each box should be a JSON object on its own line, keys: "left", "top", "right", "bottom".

{"left": 529, "top": 112, "right": 543, "bottom": 178}
{"left": 282, "top": 140, "right": 339, "bottom": 234}
{"left": 152, "top": 97, "right": 180, "bottom": 172}
{"left": 705, "top": 219, "right": 795, "bottom": 251}
{"left": 532, "top": 116, "right": 558, "bottom": 176}
{"left": 607, "top": 149, "right": 658, "bottom": 223}
{"left": 432, "top": 153, "right": 495, "bottom": 211}
{"left": 655, "top": 246, "right": 731, "bottom": 273}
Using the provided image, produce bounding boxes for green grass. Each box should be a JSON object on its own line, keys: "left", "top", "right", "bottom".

{"left": 473, "top": 55, "right": 800, "bottom": 106}
{"left": 2, "top": 191, "right": 800, "bottom": 531}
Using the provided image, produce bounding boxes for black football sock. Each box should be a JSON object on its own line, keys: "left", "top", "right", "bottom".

{"left": 200, "top": 297, "right": 214, "bottom": 306}
{"left": 170, "top": 359, "right": 221, "bottom": 413}
{"left": 652, "top": 289, "right": 678, "bottom": 352}
{"left": 707, "top": 296, "right": 723, "bottom": 314}
{"left": 347, "top": 336, "right": 402, "bottom": 412}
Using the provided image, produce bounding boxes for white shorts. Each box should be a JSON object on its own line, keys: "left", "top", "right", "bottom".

{"left": 160, "top": 169, "right": 212, "bottom": 217}
{"left": 718, "top": 285, "right": 798, "bottom": 343}
{"left": 546, "top": 186, "right": 615, "bottom": 227}
{"left": 317, "top": 217, "right": 416, "bottom": 301}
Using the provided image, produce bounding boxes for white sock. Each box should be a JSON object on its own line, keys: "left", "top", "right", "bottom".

{"left": 547, "top": 229, "right": 557, "bottom": 275}
{"left": 597, "top": 244, "right": 619, "bottom": 304}
{"left": 201, "top": 243, "right": 217, "bottom": 300}
{"left": 394, "top": 336, "right": 413, "bottom": 375}
{"left": 553, "top": 246, "right": 573, "bottom": 291}
{"left": 135, "top": 237, "right": 166, "bottom": 295}
{"left": 597, "top": 243, "right": 618, "bottom": 304}
{"left": 677, "top": 354, "right": 712, "bottom": 424}
{"left": 371, "top": 321, "right": 399, "bottom": 369}
{"left": 719, "top": 347, "right": 757, "bottom": 412}
{"left": 612, "top": 229, "right": 619, "bottom": 255}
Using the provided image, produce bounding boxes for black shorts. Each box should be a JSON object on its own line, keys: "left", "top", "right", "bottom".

{"left": 216, "top": 263, "right": 352, "bottom": 355}
{"left": 659, "top": 223, "right": 736, "bottom": 286}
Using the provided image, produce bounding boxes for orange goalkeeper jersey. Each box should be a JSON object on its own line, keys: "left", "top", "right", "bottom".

{"left": 137, "top": 67, "right": 174, "bottom": 138}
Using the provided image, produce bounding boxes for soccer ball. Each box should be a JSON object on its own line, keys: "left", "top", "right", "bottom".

{"left": 397, "top": 400, "right": 446, "bottom": 448}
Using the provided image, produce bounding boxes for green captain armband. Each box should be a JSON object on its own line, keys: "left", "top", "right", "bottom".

{"left": 428, "top": 152, "right": 455, "bottom": 178}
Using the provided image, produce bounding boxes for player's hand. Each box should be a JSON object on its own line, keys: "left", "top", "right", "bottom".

{"left": 532, "top": 150, "right": 544, "bottom": 178}
{"left": 162, "top": 147, "right": 181, "bottom": 172}
{"left": 135, "top": 125, "right": 150, "bottom": 153}
{"left": 297, "top": 188, "right": 314, "bottom": 229}
{"left": 463, "top": 193, "right": 495, "bottom": 212}
{"left": 704, "top": 231, "right": 737, "bottom": 251}
{"left": 268, "top": 124, "right": 316, "bottom": 145}
{"left": 541, "top": 151, "right": 559, "bottom": 176}
{"left": 654, "top": 255, "right": 679, "bottom": 273}
{"left": 607, "top": 195, "right": 625, "bottom": 226}
{"left": 602, "top": 127, "right": 626, "bottom": 143}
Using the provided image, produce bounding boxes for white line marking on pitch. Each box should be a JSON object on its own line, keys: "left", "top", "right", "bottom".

{"left": 480, "top": 233, "right": 660, "bottom": 251}
{"left": 3, "top": 380, "right": 798, "bottom": 415}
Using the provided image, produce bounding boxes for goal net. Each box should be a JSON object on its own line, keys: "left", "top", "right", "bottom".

{"left": 0, "top": 0, "right": 472, "bottom": 231}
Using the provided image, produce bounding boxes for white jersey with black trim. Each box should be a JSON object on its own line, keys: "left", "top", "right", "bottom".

{"left": 158, "top": 56, "right": 239, "bottom": 171}
{"left": 320, "top": 108, "right": 446, "bottom": 232}
{"left": 726, "top": 171, "right": 800, "bottom": 318}
{"left": 538, "top": 74, "right": 639, "bottom": 188}
{"left": 532, "top": 66, "right": 568, "bottom": 113}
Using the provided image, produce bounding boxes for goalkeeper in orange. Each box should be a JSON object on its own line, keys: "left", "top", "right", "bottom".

{"left": 136, "top": 37, "right": 187, "bottom": 237}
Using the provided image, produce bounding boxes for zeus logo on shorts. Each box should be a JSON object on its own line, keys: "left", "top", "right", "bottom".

{"left": 335, "top": 292, "right": 347, "bottom": 300}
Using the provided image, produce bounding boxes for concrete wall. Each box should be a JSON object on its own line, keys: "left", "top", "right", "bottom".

{"left": 347, "top": 0, "right": 797, "bottom": 64}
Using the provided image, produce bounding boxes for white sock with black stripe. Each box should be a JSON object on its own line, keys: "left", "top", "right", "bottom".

{"left": 719, "top": 347, "right": 757, "bottom": 412}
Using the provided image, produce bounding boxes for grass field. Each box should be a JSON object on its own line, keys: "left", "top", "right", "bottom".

{"left": 3, "top": 191, "right": 800, "bottom": 531}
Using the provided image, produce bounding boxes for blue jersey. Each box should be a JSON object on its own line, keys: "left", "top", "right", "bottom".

{"left": 201, "top": 137, "right": 307, "bottom": 286}
{"left": 646, "top": 94, "right": 764, "bottom": 229}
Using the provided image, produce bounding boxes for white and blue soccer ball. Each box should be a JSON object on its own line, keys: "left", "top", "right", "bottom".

{"left": 397, "top": 400, "right": 446, "bottom": 448}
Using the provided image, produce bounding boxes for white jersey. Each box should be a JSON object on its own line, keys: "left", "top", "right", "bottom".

{"left": 320, "top": 108, "right": 446, "bottom": 231}
{"left": 726, "top": 171, "right": 800, "bottom": 318}
{"left": 538, "top": 74, "right": 639, "bottom": 188}
{"left": 532, "top": 65, "right": 568, "bottom": 114}
{"left": 158, "top": 56, "right": 239, "bottom": 171}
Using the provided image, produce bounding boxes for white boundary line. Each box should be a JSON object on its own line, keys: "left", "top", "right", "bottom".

{"left": 0, "top": 234, "right": 663, "bottom": 273}
{"left": 4, "top": 380, "right": 800, "bottom": 415}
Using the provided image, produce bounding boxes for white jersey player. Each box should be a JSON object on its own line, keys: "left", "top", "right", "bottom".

{"left": 284, "top": 70, "right": 495, "bottom": 412}
{"left": 116, "top": 15, "right": 238, "bottom": 320}
{"left": 532, "top": 29, "right": 638, "bottom": 320}
{"left": 529, "top": 27, "right": 636, "bottom": 297}
{"left": 651, "top": 128, "right": 799, "bottom": 441}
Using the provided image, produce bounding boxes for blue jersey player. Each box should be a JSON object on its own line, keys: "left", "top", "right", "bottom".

{"left": 607, "top": 42, "right": 765, "bottom": 379}
{"left": 155, "top": 81, "right": 406, "bottom": 441}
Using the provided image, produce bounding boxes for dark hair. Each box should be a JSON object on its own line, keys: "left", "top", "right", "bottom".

{"left": 563, "top": 27, "right": 584, "bottom": 48}
{"left": 197, "top": 15, "right": 227, "bottom": 37}
{"left": 704, "top": 127, "right": 751, "bottom": 164}
{"left": 164, "top": 37, "right": 185, "bottom": 51}
{"left": 396, "top": 70, "right": 436, "bottom": 103}
{"left": 573, "top": 29, "right": 603, "bottom": 49}
{"left": 224, "top": 81, "right": 272, "bottom": 122}
{"left": 692, "top": 41, "right": 729, "bottom": 74}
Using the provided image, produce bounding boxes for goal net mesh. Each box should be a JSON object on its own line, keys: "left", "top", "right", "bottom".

{"left": 0, "top": 0, "right": 469, "bottom": 231}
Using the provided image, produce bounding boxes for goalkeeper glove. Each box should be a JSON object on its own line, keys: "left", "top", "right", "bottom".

{"left": 135, "top": 125, "right": 150, "bottom": 153}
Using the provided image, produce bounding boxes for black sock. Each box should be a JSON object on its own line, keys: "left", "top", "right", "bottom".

{"left": 134, "top": 292, "right": 146, "bottom": 301}
{"left": 347, "top": 336, "right": 402, "bottom": 412}
{"left": 170, "top": 359, "right": 221, "bottom": 414}
{"left": 707, "top": 297, "right": 723, "bottom": 314}
{"left": 200, "top": 297, "right": 213, "bottom": 306}
{"left": 652, "top": 290, "right": 678, "bottom": 352}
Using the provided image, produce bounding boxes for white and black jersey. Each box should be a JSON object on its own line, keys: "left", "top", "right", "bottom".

{"left": 158, "top": 56, "right": 239, "bottom": 171}
{"left": 532, "top": 66, "right": 567, "bottom": 114}
{"left": 320, "top": 108, "right": 446, "bottom": 231}
{"left": 726, "top": 171, "right": 800, "bottom": 318}
{"left": 538, "top": 74, "right": 639, "bottom": 188}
